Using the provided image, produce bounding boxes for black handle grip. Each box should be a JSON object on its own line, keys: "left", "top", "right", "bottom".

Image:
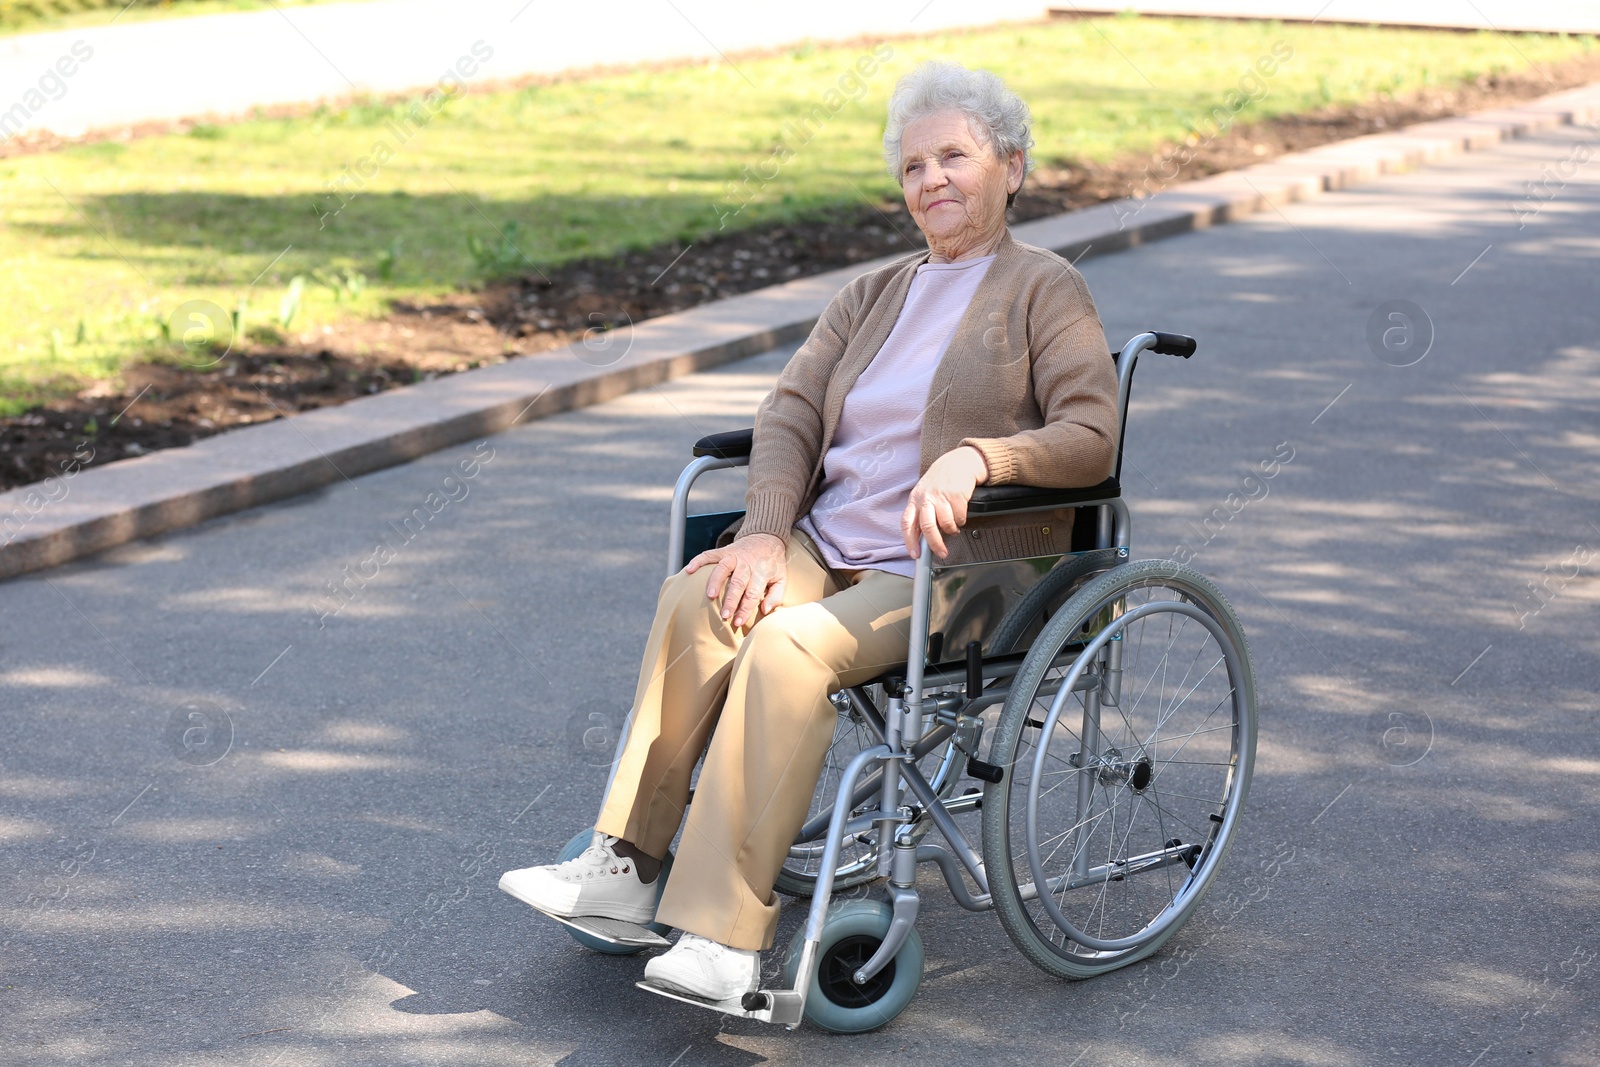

{"left": 966, "top": 756, "right": 1004, "bottom": 784}
{"left": 1150, "top": 332, "right": 1197, "bottom": 358}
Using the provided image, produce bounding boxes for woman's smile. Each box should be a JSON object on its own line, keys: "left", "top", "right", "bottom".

{"left": 898, "top": 108, "right": 1024, "bottom": 262}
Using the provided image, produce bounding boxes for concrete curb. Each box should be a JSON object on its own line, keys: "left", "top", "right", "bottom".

{"left": 4, "top": 81, "right": 1598, "bottom": 583}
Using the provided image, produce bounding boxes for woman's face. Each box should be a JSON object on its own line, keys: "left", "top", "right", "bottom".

{"left": 898, "top": 109, "right": 1024, "bottom": 260}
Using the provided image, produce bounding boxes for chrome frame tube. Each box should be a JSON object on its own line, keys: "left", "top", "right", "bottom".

{"left": 666, "top": 453, "right": 746, "bottom": 579}
{"left": 1101, "top": 331, "right": 1147, "bottom": 561}
{"left": 854, "top": 880, "right": 919, "bottom": 984}
{"left": 803, "top": 744, "right": 894, "bottom": 944}
{"left": 792, "top": 720, "right": 956, "bottom": 846}
{"left": 898, "top": 755, "right": 989, "bottom": 894}
{"left": 1071, "top": 682, "right": 1103, "bottom": 880}
{"left": 903, "top": 541, "right": 935, "bottom": 733}
{"left": 880, "top": 543, "right": 934, "bottom": 874}
{"left": 915, "top": 843, "right": 993, "bottom": 911}
{"left": 877, "top": 694, "right": 903, "bottom": 879}
{"left": 1115, "top": 333, "right": 1154, "bottom": 440}
{"left": 1110, "top": 497, "right": 1131, "bottom": 553}
{"left": 841, "top": 687, "right": 988, "bottom": 891}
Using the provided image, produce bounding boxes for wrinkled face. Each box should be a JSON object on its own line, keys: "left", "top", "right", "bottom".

{"left": 898, "top": 109, "right": 1023, "bottom": 257}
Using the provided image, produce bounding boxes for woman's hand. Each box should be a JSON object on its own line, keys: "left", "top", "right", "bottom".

{"left": 684, "top": 532, "right": 788, "bottom": 628}
{"left": 901, "top": 446, "right": 989, "bottom": 559}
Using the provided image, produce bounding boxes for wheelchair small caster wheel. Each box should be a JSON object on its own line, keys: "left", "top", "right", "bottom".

{"left": 780, "top": 899, "right": 923, "bottom": 1034}
{"left": 553, "top": 829, "right": 673, "bottom": 955}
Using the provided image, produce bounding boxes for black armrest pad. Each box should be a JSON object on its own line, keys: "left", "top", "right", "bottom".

{"left": 968, "top": 478, "right": 1121, "bottom": 514}
{"left": 693, "top": 428, "right": 755, "bottom": 459}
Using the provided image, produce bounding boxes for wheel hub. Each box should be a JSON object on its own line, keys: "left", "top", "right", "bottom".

{"left": 1089, "top": 745, "right": 1153, "bottom": 788}
{"left": 818, "top": 934, "right": 897, "bottom": 1008}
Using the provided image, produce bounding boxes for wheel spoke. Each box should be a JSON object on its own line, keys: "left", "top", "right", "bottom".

{"left": 1146, "top": 653, "right": 1228, "bottom": 748}
{"left": 1149, "top": 616, "right": 1208, "bottom": 728}
{"left": 1130, "top": 787, "right": 1214, "bottom": 842}
{"left": 1152, "top": 689, "right": 1236, "bottom": 769}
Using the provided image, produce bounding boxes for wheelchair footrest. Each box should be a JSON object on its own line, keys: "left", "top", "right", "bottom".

{"left": 538, "top": 909, "right": 671, "bottom": 948}
{"left": 636, "top": 981, "right": 804, "bottom": 1027}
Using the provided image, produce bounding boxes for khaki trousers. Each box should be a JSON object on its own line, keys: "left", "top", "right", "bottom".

{"left": 595, "top": 529, "right": 913, "bottom": 951}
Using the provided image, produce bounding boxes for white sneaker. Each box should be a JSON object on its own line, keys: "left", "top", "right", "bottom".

{"left": 498, "top": 836, "right": 657, "bottom": 924}
{"left": 643, "top": 933, "right": 761, "bottom": 1002}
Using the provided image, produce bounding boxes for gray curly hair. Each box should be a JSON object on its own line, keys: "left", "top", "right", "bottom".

{"left": 882, "top": 61, "right": 1036, "bottom": 199}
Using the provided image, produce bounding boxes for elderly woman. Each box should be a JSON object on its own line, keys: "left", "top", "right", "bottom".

{"left": 499, "top": 60, "right": 1117, "bottom": 1001}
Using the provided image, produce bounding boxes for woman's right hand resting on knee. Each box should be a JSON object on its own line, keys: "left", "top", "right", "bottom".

{"left": 684, "top": 532, "right": 787, "bottom": 629}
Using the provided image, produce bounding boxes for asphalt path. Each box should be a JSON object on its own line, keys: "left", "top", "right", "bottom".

{"left": 3, "top": 124, "right": 1598, "bottom": 1066}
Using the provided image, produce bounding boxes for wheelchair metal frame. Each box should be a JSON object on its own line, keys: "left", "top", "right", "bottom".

{"left": 624, "top": 331, "right": 1206, "bottom": 1027}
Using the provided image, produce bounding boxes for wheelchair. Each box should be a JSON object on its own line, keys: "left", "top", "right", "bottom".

{"left": 541, "top": 330, "right": 1258, "bottom": 1033}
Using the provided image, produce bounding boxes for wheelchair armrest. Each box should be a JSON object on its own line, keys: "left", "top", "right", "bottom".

{"left": 693, "top": 428, "right": 754, "bottom": 459}
{"left": 967, "top": 478, "right": 1121, "bottom": 515}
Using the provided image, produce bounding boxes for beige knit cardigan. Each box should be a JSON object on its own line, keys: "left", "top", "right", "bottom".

{"left": 739, "top": 230, "right": 1119, "bottom": 566}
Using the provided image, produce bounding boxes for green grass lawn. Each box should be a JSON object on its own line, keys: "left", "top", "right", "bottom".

{"left": 1, "top": 15, "right": 1592, "bottom": 413}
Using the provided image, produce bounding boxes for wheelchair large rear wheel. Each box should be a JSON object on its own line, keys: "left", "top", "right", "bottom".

{"left": 981, "top": 560, "right": 1256, "bottom": 979}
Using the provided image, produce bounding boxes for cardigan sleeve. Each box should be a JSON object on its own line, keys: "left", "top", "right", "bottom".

{"left": 738, "top": 282, "right": 864, "bottom": 540}
{"left": 958, "top": 266, "right": 1118, "bottom": 488}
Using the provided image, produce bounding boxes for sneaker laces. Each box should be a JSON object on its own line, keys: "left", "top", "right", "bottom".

{"left": 558, "top": 836, "right": 634, "bottom": 880}
{"left": 577, "top": 836, "right": 615, "bottom": 863}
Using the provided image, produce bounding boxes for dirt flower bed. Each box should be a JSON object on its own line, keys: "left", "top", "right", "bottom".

{"left": 4, "top": 54, "right": 1597, "bottom": 494}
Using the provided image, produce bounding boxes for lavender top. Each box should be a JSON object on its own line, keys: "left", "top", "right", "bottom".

{"left": 797, "top": 254, "right": 996, "bottom": 577}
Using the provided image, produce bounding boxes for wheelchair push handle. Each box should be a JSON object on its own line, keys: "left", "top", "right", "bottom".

{"left": 688, "top": 331, "right": 1193, "bottom": 459}
{"left": 1149, "top": 331, "right": 1197, "bottom": 358}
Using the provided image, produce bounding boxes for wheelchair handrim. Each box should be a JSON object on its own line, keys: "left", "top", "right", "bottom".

{"left": 1022, "top": 597, "right": 1252, "bottom": 954}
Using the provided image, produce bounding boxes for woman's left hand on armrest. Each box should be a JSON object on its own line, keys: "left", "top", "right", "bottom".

{"left": 901, "top": 445, "right": 989, "bottom": 560}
